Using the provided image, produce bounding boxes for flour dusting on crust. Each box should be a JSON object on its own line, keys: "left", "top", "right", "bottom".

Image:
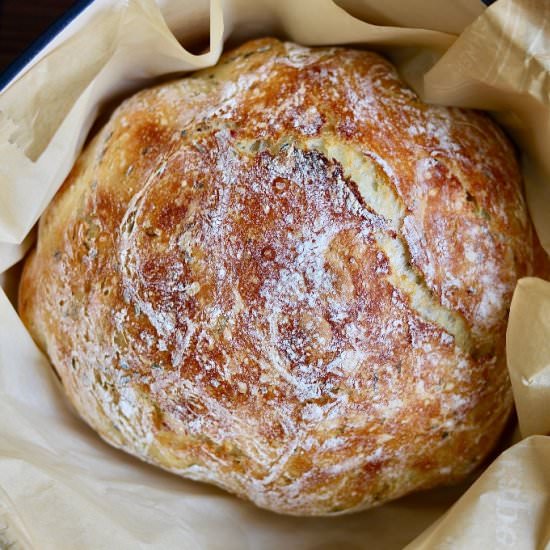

{"left": 18, "top": 38, "right": 534, "bottom": 515}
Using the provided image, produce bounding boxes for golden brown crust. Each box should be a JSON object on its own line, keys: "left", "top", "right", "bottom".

{"left": 19, "top": 38, "right": 537, "bottom": 515}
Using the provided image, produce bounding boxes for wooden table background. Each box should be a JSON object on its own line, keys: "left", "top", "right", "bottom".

{"left": 0, "top": 0, "right": 77, "bottom": 73}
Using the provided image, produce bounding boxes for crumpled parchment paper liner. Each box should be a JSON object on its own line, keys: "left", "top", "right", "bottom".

{"left": 1, "top": 0, "right": 549, "bottom": 548}
{"left": 407, "top": 435, "right": 550, "bottom": 549}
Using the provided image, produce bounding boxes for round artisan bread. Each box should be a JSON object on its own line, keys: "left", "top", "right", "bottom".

{"left": 19, "top": 38, "right": 537, "bottom": 515}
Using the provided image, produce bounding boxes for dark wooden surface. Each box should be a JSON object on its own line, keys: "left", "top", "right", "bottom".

{"left": 0, "top": 0, "right": 78, "bottom": 73}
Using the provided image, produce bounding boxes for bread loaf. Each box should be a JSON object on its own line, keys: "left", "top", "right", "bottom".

{"left": 19, "top": 38, "right": 538, "bottom": 515}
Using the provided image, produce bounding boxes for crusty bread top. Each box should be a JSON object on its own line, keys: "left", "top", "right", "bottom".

{"left": 19, "top": 38, "right": 535, "bottom": 515}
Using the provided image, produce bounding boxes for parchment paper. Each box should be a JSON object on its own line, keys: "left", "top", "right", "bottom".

{"left": 1, "top": 0, "right": 550, "bottom": 548}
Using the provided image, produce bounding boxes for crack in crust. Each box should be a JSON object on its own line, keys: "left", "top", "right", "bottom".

{"left": 302, "top": 137, "right": 473, "bottom": 352}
